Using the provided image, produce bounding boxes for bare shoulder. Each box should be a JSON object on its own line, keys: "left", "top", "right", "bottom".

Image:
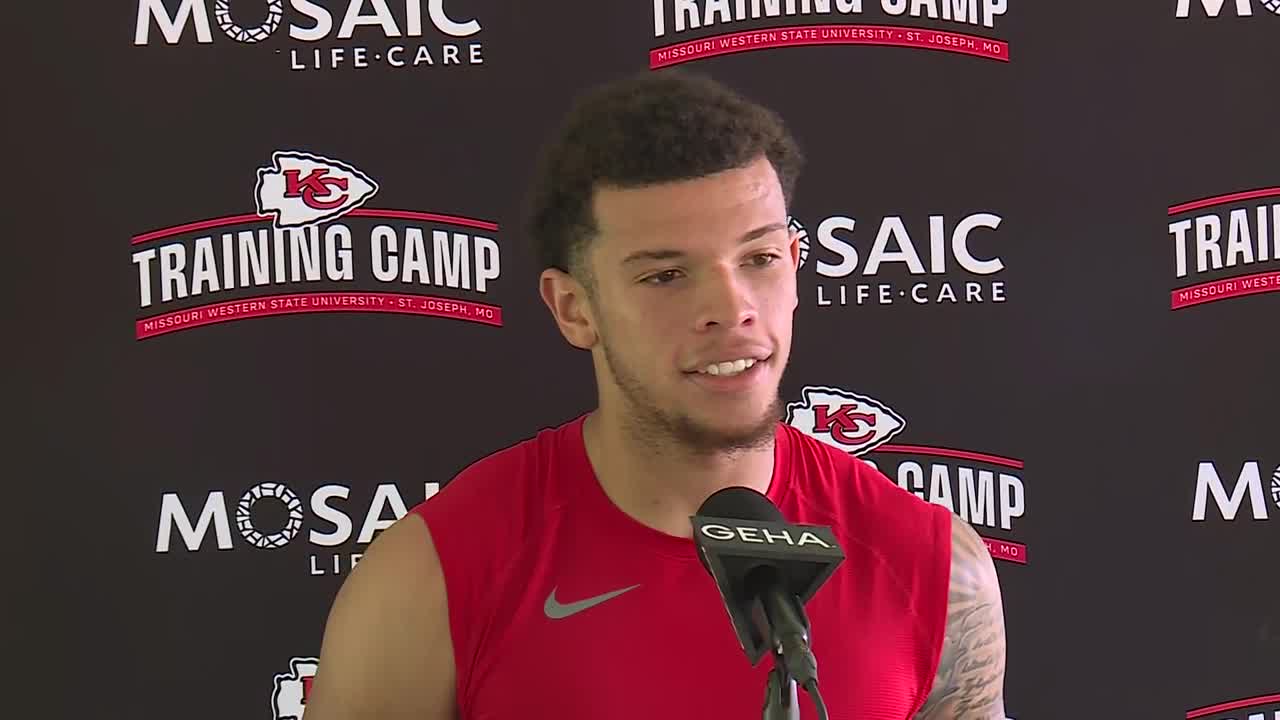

{"left": 913, "top": 514, "right": 1007, "bottom": 720}
{"left": 304, "top": 512, "right": 457, "bottom": 720}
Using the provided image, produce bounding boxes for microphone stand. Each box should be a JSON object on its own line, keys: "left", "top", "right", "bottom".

{"left": 759, "top": 576, "right": 826, "bottom": 720}
{"left": 762, "top": 646, "right": 800, "bottom": 720}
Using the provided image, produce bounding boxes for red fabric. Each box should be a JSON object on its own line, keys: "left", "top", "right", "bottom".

{"left": 410, "top": 413, "right": 951, "bottom": 720}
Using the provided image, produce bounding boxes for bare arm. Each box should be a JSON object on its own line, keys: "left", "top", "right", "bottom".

{"left": 303, "top": 513, "right": 458, "bottom": 720}
{"left": 913, "top": 516, "right": 1007, "bottom": 720}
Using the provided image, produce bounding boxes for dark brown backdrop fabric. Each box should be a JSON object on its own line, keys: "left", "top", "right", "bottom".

{"left": 12, "top": 2, "right": 1278, "bottom": 718}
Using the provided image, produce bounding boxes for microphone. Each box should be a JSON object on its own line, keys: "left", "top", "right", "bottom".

{"left": 691, "top": 486, "right": 845, "bottom": 719}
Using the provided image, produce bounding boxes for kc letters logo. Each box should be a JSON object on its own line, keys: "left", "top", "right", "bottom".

{"left": 155, "top": 480, "right": 440, "bottom": 577}
{"left": 1167, "top": 187, "right": 1280, "bottom": 310}
{"left": 649, "top": 0, "right": 1015, "bottom": 68}
{"left": 272, "top": 657, "right": 318, "bottom": 720}
{"left": 133, "top": 0, "right": 485, "bottom": 72}
{"left": 256, "top": 151, "right": 379, "bottom": 228}
{"left": 787, "top": 385, "right": 1029, "bottom": 564}
{"left": 1191, "top": 459, "right": 1280, "bottom": 522}
{"left": 788, "top": 210, "right": 1009, "bottom": 310}
{"left": 130, "top": 150, "right": 503, "bottom": 340}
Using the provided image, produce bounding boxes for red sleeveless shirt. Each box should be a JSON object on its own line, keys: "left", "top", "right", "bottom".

{"left": 410, "top": 414, "right": 951, "bottom": 720}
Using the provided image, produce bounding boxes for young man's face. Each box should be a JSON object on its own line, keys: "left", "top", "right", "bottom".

{"left": 574, "top": 154, "right": 801, "bottom": 452}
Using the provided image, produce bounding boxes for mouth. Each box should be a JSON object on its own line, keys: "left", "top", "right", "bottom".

{"left": 687, "top": 355, "right": 771, "bottom": 378}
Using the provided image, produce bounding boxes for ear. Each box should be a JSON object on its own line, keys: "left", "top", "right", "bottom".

{"left": 539, "top": 268, "right": 598, "bottom": 350}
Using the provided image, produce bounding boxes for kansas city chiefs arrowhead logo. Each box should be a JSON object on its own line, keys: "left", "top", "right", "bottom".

{"left": 271, "top": 656, "right": 319, "bottom": 720}
{"left": 255, "top": 150, "right": 379, "bottom": 229}
{"left": 785, "top": 385, "right": 906, "bottom": 456}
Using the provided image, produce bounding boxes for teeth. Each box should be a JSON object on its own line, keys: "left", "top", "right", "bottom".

{"left": 700, "top": 358, "right": 757, "bottom": 376}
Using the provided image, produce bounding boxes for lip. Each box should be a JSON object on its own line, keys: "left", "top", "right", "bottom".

{"left": 684, "top": 357, "right": 769, "bottom": 393}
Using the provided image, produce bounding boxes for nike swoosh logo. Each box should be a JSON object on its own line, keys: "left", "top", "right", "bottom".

{"left": 543, "top": 584, "right": 640, "bottom": 620}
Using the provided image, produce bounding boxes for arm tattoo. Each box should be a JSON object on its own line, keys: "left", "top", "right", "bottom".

{"left": 913, "top": 516, "right": 1007, "bottom": 720}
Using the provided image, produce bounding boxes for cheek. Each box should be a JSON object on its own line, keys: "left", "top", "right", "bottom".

{"left": 620, "top": 295, "right": 680, "bottom": 333}
{"left": 757, "top": 277, "right": 795, "bottom": 315}
{"left": 610, "top": 301, "right": 674, "bottom": 347}
{"left": 621, "top": 307, "right": 685, "bottom": 371}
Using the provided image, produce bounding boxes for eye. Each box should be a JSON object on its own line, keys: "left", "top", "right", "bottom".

{"left": 749, "top": 252, "right": 782, "bottom": 267}
{"left": 643, "top": 269, "right": 683, "bottom": 285}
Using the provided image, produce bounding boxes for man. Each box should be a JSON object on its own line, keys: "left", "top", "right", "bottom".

{"left": 304, "top": 69, "right": 1007, "bottom": 719}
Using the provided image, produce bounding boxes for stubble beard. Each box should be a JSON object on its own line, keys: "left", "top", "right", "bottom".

{"left": 598, "top": 326, "right": 785, "bottom": 457}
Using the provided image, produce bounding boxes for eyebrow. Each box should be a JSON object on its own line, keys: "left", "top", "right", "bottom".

{"left": 619, "top": 221, "right": 789, "bottom": 265}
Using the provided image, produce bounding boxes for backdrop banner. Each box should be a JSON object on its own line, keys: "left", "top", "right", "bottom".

{"left": 14, "top": 1, "right": 1277, "bottom": 718}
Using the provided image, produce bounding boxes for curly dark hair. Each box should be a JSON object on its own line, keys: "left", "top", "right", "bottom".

{"left": 522, "top": 69, "right": 804, "bottom": 289}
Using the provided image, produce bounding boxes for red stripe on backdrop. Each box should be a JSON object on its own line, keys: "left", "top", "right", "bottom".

{"left": 1187, "top": 693, "right": 1280, "bottom": 719}
{"left": 131, "top": 209, "right": 500, "bottom": 245}
{"left": 1168, "top": 187, "right": 1280, "bottom": 216}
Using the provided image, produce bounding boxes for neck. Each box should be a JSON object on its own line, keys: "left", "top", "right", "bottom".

{"left": 580, "top": 407, "right": 777, "bottom": 539}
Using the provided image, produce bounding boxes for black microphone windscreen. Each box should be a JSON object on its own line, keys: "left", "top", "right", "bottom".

{"left": 694, "top": 487, "right": 785, "bottom": 576}
{"left": 696, "top": 486, "right": 784, "bottom": 523}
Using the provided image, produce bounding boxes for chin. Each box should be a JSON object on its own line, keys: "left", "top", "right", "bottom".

{"left": 686, "top": 416, "right": 780, "bottom": 453}
{"left": 689, "top": 394, "right": 784, "bottom": 431}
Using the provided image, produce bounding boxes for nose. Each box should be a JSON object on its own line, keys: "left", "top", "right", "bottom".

{"left": 692, "top": 267, "right": 757, "bottom": 332}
